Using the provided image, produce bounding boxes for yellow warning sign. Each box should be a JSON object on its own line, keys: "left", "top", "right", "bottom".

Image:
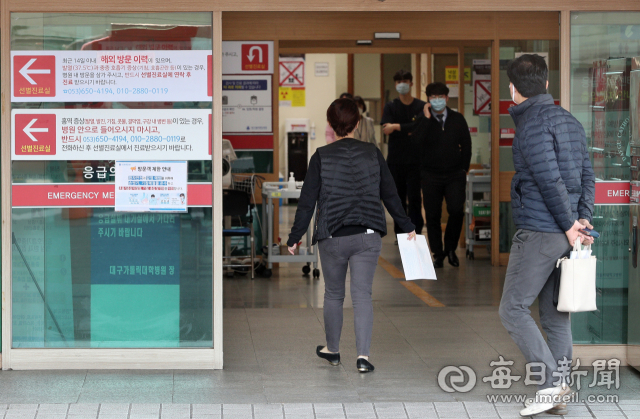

{"left": 291, "top": 88, "right": 305, "bottom": 107}
{"left": 279, "top": 87, "right": 305, "bottom": 107}
{"left": 445, "top": 66, "right": 472, "bottom": 84}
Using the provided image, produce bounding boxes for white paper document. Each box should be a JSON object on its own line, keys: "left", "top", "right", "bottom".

{"left": 397, "top": 234, "right": 437, "bottom": 281}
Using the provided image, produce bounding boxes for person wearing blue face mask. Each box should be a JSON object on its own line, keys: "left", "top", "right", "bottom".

{"left": 380, "top": 69, "right": 426, "bottom": 238}
{"left": 411, "top": 82, "right": 472, "bottom": 268}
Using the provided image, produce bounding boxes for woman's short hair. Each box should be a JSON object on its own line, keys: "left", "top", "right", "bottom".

{"left": 353, "top": 96, "right": 367, "bottom": 113}
{"left": 327, "top": 98, "right": 360, "bottom": 137}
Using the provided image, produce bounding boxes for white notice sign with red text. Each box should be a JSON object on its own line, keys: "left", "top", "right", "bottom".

{"left": 11, "top": 50, "right": 212, "bottom": 102}
{"left": 12, "top": 109, "right": 211, "bottom": 161}
{"left": 115, "top": 161, "right": 188, "bottom": 213}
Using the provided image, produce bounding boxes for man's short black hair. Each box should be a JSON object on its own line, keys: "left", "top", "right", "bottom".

{"left": 506, "top": 54, "right": 548, "bottom": 98}
{"left": 426, "top": 82, "right": 449, "bottom": 97}
{"left": 393, "top": 69, "right": 413, "bottom": 82}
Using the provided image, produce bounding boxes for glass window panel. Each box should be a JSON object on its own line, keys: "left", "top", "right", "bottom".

{"left": 10, "top": 13, "right": 213, "bottom": 348}
{"left": 570, "top": 12, "right": 640, "bottom": 345}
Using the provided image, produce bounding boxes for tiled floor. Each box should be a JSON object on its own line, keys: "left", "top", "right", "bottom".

{"left": 0, "top": 207, "right": 639, "bottom": 418}
{"left": 1, "top": 401, "right": 640, "bottom": 419}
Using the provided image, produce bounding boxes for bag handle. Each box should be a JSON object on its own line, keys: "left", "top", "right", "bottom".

{"left": 573, "top": 237, "right": 582, "bottom": 252}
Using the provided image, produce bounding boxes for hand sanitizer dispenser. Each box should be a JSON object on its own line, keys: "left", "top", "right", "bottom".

{"left": 288, "top": 172, "right": 296, "bottom": 191}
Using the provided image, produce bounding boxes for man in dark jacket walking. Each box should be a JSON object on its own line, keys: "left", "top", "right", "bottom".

{"left": 412, "top": 82, "right": 472, "bottom": 268}
{"left": 498, "top": 54, "right": 595, "bottom": 417}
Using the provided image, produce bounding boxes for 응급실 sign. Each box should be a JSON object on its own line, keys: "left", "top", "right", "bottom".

{"left": 11, "top": 50, "right": 212, "bottom": 102}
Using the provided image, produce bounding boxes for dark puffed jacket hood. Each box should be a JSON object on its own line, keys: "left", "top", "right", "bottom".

{"left": 509, "top": 94, "right": 595, "bottom": 233}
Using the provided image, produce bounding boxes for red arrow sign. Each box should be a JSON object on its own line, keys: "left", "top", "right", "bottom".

{"left": 15, "top": 114, "right": 57, "bottom": 156}
{"left": 13, "top": 55, "right": 56, "bottom": 98}
{"left": 241, "top": 44, "right": 268, "bottom": 71}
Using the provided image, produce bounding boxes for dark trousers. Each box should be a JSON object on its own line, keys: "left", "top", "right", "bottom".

{"left": 318, "top": 233, "right": 382, "bottom": 356}
{"left": 388, "top": 163, "right": 424, "bottom": 235}
{"left": 422, "top": 170, "right": 466, "bottom": 257}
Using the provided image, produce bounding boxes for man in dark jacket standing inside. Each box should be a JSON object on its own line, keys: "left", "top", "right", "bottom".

{"left": 381, "top": 70, "right": 426, "bottom": 237}
{"left": 498, "top": 55, "right": 595, "bottom": 417}
{"left": 412, "top": 82, "right": 471, "bottom": 268}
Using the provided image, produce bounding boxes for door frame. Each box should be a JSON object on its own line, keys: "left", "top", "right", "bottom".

{"left": 1, "top": 9, "right": 224, "bottom": 370}
{"left": 0, "top": 6, "right": 576, "bottom": 369}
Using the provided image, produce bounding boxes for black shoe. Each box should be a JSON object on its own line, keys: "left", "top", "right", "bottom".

{"left": 316, "top": 345, "right": 340, "bottom": 366}
{"left": 447, "top": 251, "right": 459, "bottom": 267}
{"left": 433, "top": 254, "right": 445, "bottom": 268}
{"left": 357, "top": 358, "right": 375, "bottom": 373}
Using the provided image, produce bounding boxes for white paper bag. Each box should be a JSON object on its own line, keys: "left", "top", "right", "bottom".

{"left": 556, "top": 239, "right": 597, "bottom": 313}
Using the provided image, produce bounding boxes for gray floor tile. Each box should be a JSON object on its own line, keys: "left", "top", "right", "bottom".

{"left": 68, "top": 404, "right": 99, "bottom": 416}
{"left": 35, "top": 405, "right": 68, "bottom": 415}
{"left": 130, "top": 404, "right": 161, "bottom": 415}
{"left": 97, "top": 404, "right": 130, "bottom": 415}
{"left": 191, "top": 405, "right": 221, "bottom": 415}
{"left": 4, "top": 413, "right": 37, "bottom": 419}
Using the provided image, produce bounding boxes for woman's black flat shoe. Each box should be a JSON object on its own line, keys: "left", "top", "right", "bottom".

{"left": 357, "top": 358, "right": 374, "bottom": 373}
{"left": 316, "top": 345, "right": 340, "bottom": 366}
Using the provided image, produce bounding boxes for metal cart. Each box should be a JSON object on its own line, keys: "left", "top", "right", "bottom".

{"left": 260, "top": 182, "right": 320, "bottom": 279}
{"left": 465, "top": 169, "right": 491, "bottom": 260}
{"left": 223, "top": 174, "right": 264, "bottom": 278}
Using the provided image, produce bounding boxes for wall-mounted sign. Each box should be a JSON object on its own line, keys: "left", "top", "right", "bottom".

{"left": 11, "top": 51, "right": 212, "bottom": 102}
{"left": 595, "top": 181, "right": 630, "bottom": 205}
{"left": 474, "top": 80, "right": 491, "bottom": 115}
{"left": 315, "top": 62, "right": 329, "bottom": 77}
{"left": 499, "top": 128, "right": 515, "bottom": 146}
{"left": 445, "top": 66, "right": 471, "bottom": 84}
{"left": 279, "top": 87, "right": 305, "bottom": 107}
{"left": 222, "top": 41, "right": 274, "bottom": 74}
{"left": 279, "top": 57, "right": 305, "bottom": 87}
{"left": 114, "top": 161, "right": 188, "bottom": 213}
{"left": 11, "top": 109, "right": 211, "bottom": 161}
{"left": 222, "top": 75, "right": 272, "bottom": 133}
{"left": 12, "top": 183, "right": 212, "bottom": 208}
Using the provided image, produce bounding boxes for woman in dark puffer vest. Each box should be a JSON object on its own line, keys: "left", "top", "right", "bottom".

{"left": 287, "top": 98, "right": 416, "bottom": 373}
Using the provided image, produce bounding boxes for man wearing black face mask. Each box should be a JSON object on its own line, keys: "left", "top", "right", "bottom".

{"left": 381, "top": 69, "right": 426, "bottom": 237}
{"left": 412, "top": 82, "right": 472, "bottom": 268}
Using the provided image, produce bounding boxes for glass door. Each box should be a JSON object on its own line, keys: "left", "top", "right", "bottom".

{"left": 6, "top": 12, "right": 217, "bottom": 367}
